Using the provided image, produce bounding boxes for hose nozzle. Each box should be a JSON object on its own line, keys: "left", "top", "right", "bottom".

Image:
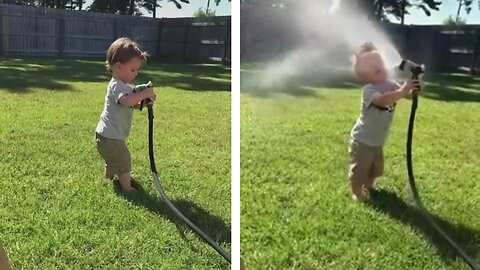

{"left": 399, "top": 59, "right": 424, "bottom": 78}
{"left": 133, "top": 81, "right": 154, "bottom": 110}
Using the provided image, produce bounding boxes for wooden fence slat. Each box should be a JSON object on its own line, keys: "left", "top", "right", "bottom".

{"left": 471, "top": 30, "right": 480, "bottom": 75}
{"left": 156, "top": 20, "right": 163, "bottom": 57}
{"left": 57, "top": 14, "right": 65, "bottom": 56}
{"left": 222, "top": 20, "right": 230, "bottom": 65}
{"left": 182, "top": 21, "right": 190, "bottom": 62}
{"left": 0, "top": 8, "right": 3, "bottom": 55}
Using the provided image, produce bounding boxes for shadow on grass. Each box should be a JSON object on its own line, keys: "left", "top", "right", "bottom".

{"left": 366, "top": 189, "right": 479, "bottom": 265}
{"left": 0, "top": 57, "right": 231, "bottom": 93}
{"left": 240, "top": 67, "right": 360, "bottom": 99}
{"left": 240, "top": 63, "right": 480, "bottom": 102}
{"left": 423, "top": 73, "right": 480, "bottom": 102}
{"left": 113, "top": 183, "right": 231, "bottom": 246}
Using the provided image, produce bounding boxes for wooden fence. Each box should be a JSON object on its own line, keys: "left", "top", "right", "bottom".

{"left": 382, "top": 23, "right": 480, "bottom": 74}
{"left": 0, "top": 4, "right": 231, "bottom": 64}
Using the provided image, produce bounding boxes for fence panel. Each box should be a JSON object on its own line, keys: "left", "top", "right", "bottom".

{"left": 0, "top": 4, "right": 231, "bottom": 63}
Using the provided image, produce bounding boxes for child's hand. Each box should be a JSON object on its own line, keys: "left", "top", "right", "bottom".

{"left": 144, "top": 88, "right": 155, "bottom": 98}
{"left": 402, "top": 79, "right": 421, "bottom": 96}
{"left": 141, "top": 88, "right": 156, "bottom": 102}
{"left": 411, "top": 79, "right": 421, "bottom": 95}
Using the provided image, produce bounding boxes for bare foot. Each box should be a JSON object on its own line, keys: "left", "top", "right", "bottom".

{"left": 351, "top": 192, "right": 366, "bottom": 202}
{"left": 364, "top": 178, "right": 376, "bottom": 190}
{"left": 351, "top": 181, "right": 366, "bottom": 202}
{"left": 104, "top": 168, "right": 114, "bottom": 181}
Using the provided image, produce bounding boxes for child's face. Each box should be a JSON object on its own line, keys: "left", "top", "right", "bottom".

{"left": 114, "top": 57, "right": 142, "bottom": 84}
{"left": 356, "top": 52, "right": 387, "bottom": 83}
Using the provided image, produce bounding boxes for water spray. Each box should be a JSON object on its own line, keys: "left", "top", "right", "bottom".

{"left": 399, "top": 60, "right": 479, "bottom": 270}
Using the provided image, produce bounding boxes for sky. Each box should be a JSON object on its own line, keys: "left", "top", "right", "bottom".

{"left": 154, "top": 0, "right": 231, "bottom": 18}
{"left": 392, "top": 0, "right": 480, "bottom": 25}
{"left": 83, "top": 0, "right": 231, "bottom": 18}
{"left": 81, "top": 0, "right": 478, "bottom": 24}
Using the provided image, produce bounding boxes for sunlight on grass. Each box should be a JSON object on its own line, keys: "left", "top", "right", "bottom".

{"left": 241, "top": 74, "right": 480, "bottom": 270}
{"left": 0, "top": 57, "right": 231, "bottom": 269}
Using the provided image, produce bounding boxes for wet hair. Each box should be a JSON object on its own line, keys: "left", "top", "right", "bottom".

{"left": 106, "top": 37, "right": 149, "bottom": 71}
{"left": 351, "top": 42, "right": 378, "bottom": 80}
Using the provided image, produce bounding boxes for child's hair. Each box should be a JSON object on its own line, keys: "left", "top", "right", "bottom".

{"left": 351, "top": 42, "right": 378, "bottom": 80}
{"left": 106, "top": 37, "right": 149, "bottom": 71}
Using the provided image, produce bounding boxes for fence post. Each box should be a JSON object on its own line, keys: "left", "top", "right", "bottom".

{"left": 155, "top": 19, "right": 163, "bottom": 59}
{"left": 221, "top": 20, "right": 230, "bottom": 65}
{"left": 0, "top": 7, "right": 3, "bottom": 55}
{"left": 57, "top": 14, "right": 65, "bottom": 57}
{"left": 113, "top": 17, "right": 118, "bottom": 41}
{"left": 182, "top": 20, "right": 190, "bottom": 62}
{"left": 403, "top": 25, "right": 411, "bottom": 57}
{"left": 470, "top": 29, "right": 479, "bottom": 75}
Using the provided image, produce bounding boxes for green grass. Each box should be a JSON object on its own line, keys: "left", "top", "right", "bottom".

{"left": 240, "top": 70, "right": 480, "bottom": 270}
{"left": 0, "top": 57, "right": 231, "bottom": 269}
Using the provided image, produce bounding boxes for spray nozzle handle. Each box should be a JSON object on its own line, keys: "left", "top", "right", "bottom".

{"left": 133, "top": 81, "right": 154, "bottom": 111}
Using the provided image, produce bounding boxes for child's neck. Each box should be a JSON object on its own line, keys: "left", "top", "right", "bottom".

{"left": 112, "top": 73, "right": 127, "bottom": 84}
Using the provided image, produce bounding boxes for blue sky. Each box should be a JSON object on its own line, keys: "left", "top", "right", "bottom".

{"left": 393, "top": 0, "right": 480, "bottom": 25}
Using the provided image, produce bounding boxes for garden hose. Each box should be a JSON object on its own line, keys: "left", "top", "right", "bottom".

{"left": 404, "top": 67, "right": 479, "bottom": 270}
{"left": 146, "top": 104, "right": 232, "bottom": 264}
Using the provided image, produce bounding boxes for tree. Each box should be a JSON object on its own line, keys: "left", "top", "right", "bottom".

{"left": 37, "top": 0, "right": 84, "bottom": 9}
{"left": 355, "top": 0, "right": 441, "bottom": 22}
{"left": 88, "top": 0, "right": 191, "bottom": 16}
{"left": 443, "top": 14, "right": 466, "bottom": 25}
{"left": 240, "top": 0, "right": 441, "bottom": 23}
{"left": 193, "top": 7, "right": 216, "bottom": 19}
{"left": 455, "top": 0, "right": 480, "bottom": 23}
{"left": 141, "top": 0, "right": 190, "bottom": 18}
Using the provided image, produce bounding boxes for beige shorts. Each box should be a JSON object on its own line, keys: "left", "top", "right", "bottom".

{"left": 95, "top": 133, "right": 131, "bottom": 176}
{"left": 348, "top": 139, "right": 384, "bottom": 183}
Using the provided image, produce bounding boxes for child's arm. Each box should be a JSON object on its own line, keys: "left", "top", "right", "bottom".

{"left": 403, "top": 79, "right": 422, "bottom": 99}
{"left": 119, "top": 88, "right": 155, "bottom": 108}
{"left": 371, "top": 79, "right": 416, "bottom": 107}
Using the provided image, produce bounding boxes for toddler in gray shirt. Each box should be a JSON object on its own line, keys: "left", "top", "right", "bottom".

{"left": 348, "top": 42, "right": 421, "bottom": 201}
{"left": 95, "top": 37, "right": 156, "bottom": 193}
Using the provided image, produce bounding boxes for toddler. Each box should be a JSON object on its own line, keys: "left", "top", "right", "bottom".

{"left": 348, "top": 42, "right": 421, "bottom": 201}
{"left": 95, "top": 37, "right": 156, "bottom": 193}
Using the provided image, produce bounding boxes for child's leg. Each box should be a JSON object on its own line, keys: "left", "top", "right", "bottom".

{"left": 0, "top": 246, "right": 11, "bottom": 270}
{"left": 118, "top": 172, "right": 132, "bottom": 192}
{"left": 364, "top": 177, "right": 375, "bottom": 190}
{"left": 365, "top": 147, "right": 384, "bottom": 190}
{"left": 348, "top": 140, "right": 374, "bottom": 201}
{"left": 351, "top": 179, "right": 366, "bottom": 201}
{"left": 104, "top": 165, "right": 114, "bottom": 180}
{"left": 95, "top": 133, "right": 132, "bottom": 191}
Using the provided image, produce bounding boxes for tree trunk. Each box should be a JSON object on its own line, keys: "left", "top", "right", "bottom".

{"left": 401, "top": 0, "right": 406, "bottom": 25}
{"left": 456, "top": 0, "right": 462, "bottom": 23}
{"left": 128, "top": 0, "right": 134, "bottom": 15}
{"left": 153, "top": 2, "right": 156, "bottom": 18}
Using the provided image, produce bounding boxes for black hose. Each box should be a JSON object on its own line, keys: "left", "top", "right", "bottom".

{"left": 406, "top": 89, "right": 479, "bottom": 270}
{"left": 146, "top": 105, "right": 232, "bottom": 264}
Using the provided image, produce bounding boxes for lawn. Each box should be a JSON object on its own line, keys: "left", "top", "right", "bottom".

{"left": 240, "top": 68, "right": 480, "bottom": 270}
{"left": 0, "top": 57, "right": 231, "bottom": 269}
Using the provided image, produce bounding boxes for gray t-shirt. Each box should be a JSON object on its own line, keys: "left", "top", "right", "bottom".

{"left": 95, "top": 78, "right": 133, "bottom": 140}
{"left": 350, "top": 80, "right": 401, "bottom": 147}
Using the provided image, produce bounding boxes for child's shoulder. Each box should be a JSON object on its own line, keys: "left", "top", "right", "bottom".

{"left": 361, "top": 83, "right": 375, "bottom": 91}
{"left": 108, "top": 78, "right": 131, "bottom": 90}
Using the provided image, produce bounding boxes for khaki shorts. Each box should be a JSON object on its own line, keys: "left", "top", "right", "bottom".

{"left": 348, "top": 139, "right": 384, "bottom": 183}
{"left": 95, "top": 133, "right": 131, "bottom": 176}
